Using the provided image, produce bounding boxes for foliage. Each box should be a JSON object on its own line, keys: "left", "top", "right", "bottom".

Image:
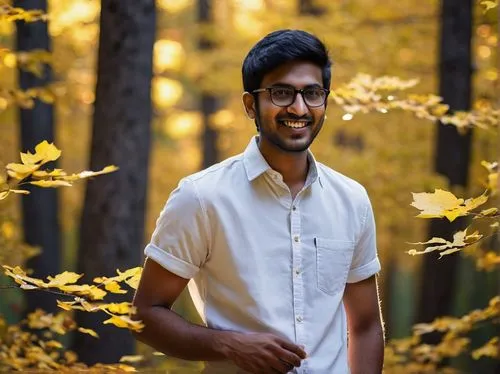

{"left": 0, "top": 141, "right": 118, "bottom": 200}
{"left": 384, "top": 296, "right": 500, "bottom": 373}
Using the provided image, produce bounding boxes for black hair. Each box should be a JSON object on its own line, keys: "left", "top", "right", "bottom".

{"left": 242, "top": 29, "right": 332, "bottom": 93}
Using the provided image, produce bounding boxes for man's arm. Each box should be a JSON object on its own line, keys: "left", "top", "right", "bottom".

{"left": 343, "top": 275, "right": 384, "bottom": 374}
{"left": 132, "top": 258, "right": 306, "bottom": 373}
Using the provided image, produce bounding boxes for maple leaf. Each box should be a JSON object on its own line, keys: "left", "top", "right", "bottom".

{"left": 411, "top": 189, "right": 488, "bottom": 222}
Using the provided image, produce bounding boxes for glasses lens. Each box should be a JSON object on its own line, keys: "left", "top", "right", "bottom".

{"left": 270, "top": 87, "right": 294, "bottom": 106}
{"left": 304, "top": 88, "right": 326, "bottom": 107}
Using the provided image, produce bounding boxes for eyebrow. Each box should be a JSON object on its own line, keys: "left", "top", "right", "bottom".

{"left": 269, "top": 82, "right": 322, "bottom": 89}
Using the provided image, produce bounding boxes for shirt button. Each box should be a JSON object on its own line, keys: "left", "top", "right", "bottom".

{"left": 292, "top": 206, "right": 296, "bottom": 211}
{"left": 294, "top": 235, "right": 300, "bottom": 242}
{"left": 295, "top": 268, "right": 301, "bottom": 275}
{"left": 296, "top": 316, "right": 303, "bottom": 323}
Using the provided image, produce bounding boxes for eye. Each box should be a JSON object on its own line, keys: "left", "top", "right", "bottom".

{"left": 272, "top": 87, "right": 293, "bottom": 98}
{"left": 304, "top": 88, "right": 323, "bottom": 99}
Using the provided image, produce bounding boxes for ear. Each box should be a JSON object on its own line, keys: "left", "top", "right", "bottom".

{"left": 242, "top": 92, "right": 256, "bottom": 119}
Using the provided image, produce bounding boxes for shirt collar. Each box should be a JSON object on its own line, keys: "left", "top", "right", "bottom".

{"left": 243, "top": 136, "right": 321, "bottom": 187}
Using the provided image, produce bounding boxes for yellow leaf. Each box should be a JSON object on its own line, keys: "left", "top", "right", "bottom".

{"left": 480, "top": 207, "right": 498, "bottom": 216}
{"left": 472, "top": 337, "right": 499, "bottom": 359}
{"left": 63, "top": 165, "right": 119, "bottom": 181}
{"left": 78, "top": 327, "right": 99, "bottom": 338}
{"left": 45, "top": 340, "right": 63, "bottom": 349}
{"left": 10, "top": 189, "right": 30, "bottom": 195}
{"left": 47, "top": 271, "right": 83, "bottom": 287}
{"left": 56, "top": 300, "right": 75, "bottom": 311}
{"left": 103, "top": 315, "right": 144, "bottom": 332}
{"left": 119, "top": 355, "right": 144, "bottom": 363}
{"left": 34, "top": 141, "right": 61, "bottom": 164}
{"left": 0, "top": 190, "right": 9, "bottom": 200}
{"left": 30, "top": 180, "right": 72, "bottom": 187}
{"left": 105, "top": 302, "right": 135, "bottom": 315}
{"left": 32, "top": 169, "right": 67, "bottom": 178}
{"left": 88, "top": 287, "right": 107, "bottom": 300}
{"left": 411, "top": 189, "right": 488, "bottom": 222}
{"left": 20, "top": 151, "right": 42, "bottom": 165}
{"left": 6, "top": 162, "right": 40, "bottom": 179}
{"left": 153, "top": 351, "right": 165, "bottom": 356}
{"left": 105, "top": 281, "right": 127, "bottom": 294}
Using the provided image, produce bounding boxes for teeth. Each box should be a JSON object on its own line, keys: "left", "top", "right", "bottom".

{"left": 283, "top": 121, "right": 308, "bottom": 128}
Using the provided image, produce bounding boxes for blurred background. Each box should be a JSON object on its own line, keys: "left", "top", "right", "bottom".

{"left": 0, "top": 0, "right": 499, "bottom": 372}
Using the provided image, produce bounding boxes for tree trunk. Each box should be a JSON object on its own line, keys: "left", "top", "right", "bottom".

{"left": 72, "top": 0, "right": 155, "bottom": 364}
{"left": 14, "top": 0, "right": 60, "bottom": 316}
{"left": 416, "top": 0, "right": 472, "bottom": 328}
{"left": 299, "top": 0, "right": 325, "bottom": 15}
{"left": 198, "top": 0, "right": 219, "bottom": 168}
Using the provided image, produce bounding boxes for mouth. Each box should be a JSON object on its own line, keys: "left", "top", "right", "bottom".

{"left": 279, "top": 120, "right": 311, "bottom": 129}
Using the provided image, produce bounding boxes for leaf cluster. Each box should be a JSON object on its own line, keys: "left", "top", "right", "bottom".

{"left": 385, "top": 296, "right": 500, "bottom": 373}
{"left": 0, "top": 141, "right": 118, "bottom": 200}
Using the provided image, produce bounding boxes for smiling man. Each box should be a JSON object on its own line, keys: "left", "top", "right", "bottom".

{"left": 133, "top": 30, "right": 384, "bottom": 374}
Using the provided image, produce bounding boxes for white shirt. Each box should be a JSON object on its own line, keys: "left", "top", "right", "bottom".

{"left": 145, "top": 136, "right": 381, "bottom": 373}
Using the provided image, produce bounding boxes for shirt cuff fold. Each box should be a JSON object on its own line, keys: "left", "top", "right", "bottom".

{"left": 145, "top": 243, "right": 199, "bottom": 279}
{"left": 347, "top": 256, "right": 381, "bottom": 283}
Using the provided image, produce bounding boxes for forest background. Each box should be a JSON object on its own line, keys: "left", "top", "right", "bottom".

{"left": 0, "top": 0, "right": 499, "bottom": 372}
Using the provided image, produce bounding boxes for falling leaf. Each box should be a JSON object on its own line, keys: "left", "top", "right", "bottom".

{"left": 78, "top": 327, "right": 99, "bottom": 338}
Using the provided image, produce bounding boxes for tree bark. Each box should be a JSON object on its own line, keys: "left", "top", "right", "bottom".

{"left": 72, "top": 0, "right": 155, "bottom": 364}
{"left": 416, "top": 0, "right": 472, "bottom": 329}
{"left": 14, "top": 0, "right": 60, "bottom": 316}
{"left": 198, "top": 0, "right": 219, "bottom": 168}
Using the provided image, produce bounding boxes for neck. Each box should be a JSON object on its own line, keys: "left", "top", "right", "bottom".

{"left": 257, "top": 137, "right": 309, "bottom": 185}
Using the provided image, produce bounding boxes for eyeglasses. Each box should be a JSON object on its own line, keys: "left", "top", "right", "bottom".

{"left": 252, "top": 86, "right": 329, "bottom": 108}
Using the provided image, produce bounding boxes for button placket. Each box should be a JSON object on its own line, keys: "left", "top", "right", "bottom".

{"left": 290, "top": 202, "right": 306, "bottom": 363}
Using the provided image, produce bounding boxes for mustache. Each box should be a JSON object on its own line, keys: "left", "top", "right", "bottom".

{"left": 276, "top": 114, "right": 313, "bottom": 122}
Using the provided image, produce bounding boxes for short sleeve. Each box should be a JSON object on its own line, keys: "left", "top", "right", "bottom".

{"left": 144, "top": 178, "right": 210, "bottom": 279}
{"left": 347, "top": 194, "right": 381, "bottom": 283}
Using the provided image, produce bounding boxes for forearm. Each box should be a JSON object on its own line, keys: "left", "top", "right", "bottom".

{"left": 134, "top": 305, "right": 232, "bottom": 361}
{"left": 347, "top": 322, "right": 384, "bottom": 374}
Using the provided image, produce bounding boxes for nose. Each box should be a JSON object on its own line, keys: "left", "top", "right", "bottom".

{"left": 287, "top": 92, "right": 309, "bottom": 116}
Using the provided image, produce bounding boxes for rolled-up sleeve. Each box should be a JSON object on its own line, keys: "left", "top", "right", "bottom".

{"left": 347, "top": 194, "right": 381, "bottom": 283}
{"left": 144, "top": 178, "right": 210, "bottom": 279}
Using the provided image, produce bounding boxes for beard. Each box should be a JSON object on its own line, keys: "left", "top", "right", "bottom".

{"left": 255, "top": 112, "right": 324, "bottom": 153}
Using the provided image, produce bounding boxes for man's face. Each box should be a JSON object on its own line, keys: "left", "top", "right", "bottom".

{"left": 244, "top": 61, "right": 327, "bottom": 153}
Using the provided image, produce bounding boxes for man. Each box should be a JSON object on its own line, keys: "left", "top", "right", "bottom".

{"left": 133, "top": 29, "right": 384, "bottom": 374}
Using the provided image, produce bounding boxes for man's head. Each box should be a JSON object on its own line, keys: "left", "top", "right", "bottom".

{"left": 242, "top": 30, "right": 332, "bottom": 153}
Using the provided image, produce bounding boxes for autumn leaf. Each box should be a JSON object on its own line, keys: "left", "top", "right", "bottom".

{"left": 6, "top": 162, "right": 40, "bottom": 180}
{"left": 30, "top": 180, "right": 72, "bottom": 188}
{"left": 105, "top": 281, "right": 127, "bottom": 294}
{"left": 408, "top": 228, "right": 483, "bottom": 258}
{"left": 103, "top": 315, "right": 144, "bottom": 332}
{"left": 472, "top": 337, "right": 499, "bottom": 359}
{"left": 10, "top": 189, "right": 30, "bottom": 195}
{"left": 78, "top": 327, "right": 99, "bottom": 338}
{"left": 411, "top": 189, "right": 488, "bottom": 222}
{"left": 46, "top": 271, "right": 83, "bottom": 287}
{"left": 104, "top": 302, "right": 135, "bottom": 315}
{"left": 63, "top": 165, "right": 119, "bottom": 181}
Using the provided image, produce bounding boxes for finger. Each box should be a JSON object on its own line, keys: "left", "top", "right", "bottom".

{"left": 278, "top": 350, "right": 302, "bottom": 367}
{"left": 279, "top": 340, "right": 307, "bottom": 359}
{"left": 269, "top": 357, "right": 293, "bottom": 373}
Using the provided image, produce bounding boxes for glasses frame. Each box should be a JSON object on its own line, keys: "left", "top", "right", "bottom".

{"left": 251, "top": 86, "right": 330, "bottom": 108}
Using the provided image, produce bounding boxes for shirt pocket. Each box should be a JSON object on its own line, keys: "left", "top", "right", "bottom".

{"left": 315, "top": 237, "right": 355, "bottom": 296}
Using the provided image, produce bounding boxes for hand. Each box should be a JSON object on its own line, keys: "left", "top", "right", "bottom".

{"left": 219, "top": 331, "right": 307, "bottom": 373}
